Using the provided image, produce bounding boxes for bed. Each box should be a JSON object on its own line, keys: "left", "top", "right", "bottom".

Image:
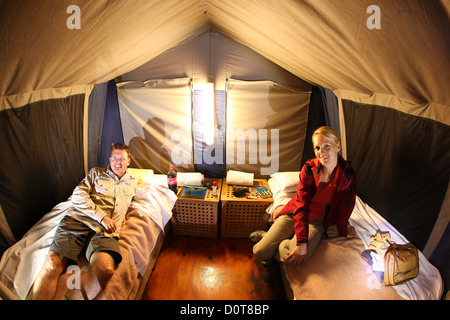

{"left": 0, "top": 171, "right": 176, "bottom": 300}
{"left": 266, "top": 172, "right": 444, "bottom": 300}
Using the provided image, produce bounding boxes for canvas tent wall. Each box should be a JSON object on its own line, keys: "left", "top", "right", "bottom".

{"left": 0, "top": 0, "right": 448, "bottom": 291}
{"left": 114, "top": 31, "right": 313, "bottom": 178}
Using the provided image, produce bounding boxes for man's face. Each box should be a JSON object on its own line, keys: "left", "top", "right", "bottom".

{"left": 109, "top": 149, "right": 131, "bottom": 178}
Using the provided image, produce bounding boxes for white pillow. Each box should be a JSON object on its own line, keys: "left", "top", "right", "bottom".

{"left": 270, "top": 171, "right": 300, "bottom": 192}
{"left": 128, "top": 168, "right": 154, "bottom": 184}
{"left": 147, "top": 174, "right": 168, "bottom": 187}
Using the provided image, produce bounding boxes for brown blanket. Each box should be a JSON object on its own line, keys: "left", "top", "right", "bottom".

{"left": 282, "top": 226, "right": 403, "bottom": 300}
{"left": 63, "top": 207, "right": 164, "bottom": 300}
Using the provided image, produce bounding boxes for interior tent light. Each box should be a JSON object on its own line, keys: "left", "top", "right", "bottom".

{"left": 197, "top": 82, "right": 215, "bottom": 146}
{"left": 202, "top": 29, "right": 215, "bottom": 146}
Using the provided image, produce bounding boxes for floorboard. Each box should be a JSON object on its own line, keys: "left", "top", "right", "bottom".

{"left": 142, "top": 230, "right": 287, "bottom": 300}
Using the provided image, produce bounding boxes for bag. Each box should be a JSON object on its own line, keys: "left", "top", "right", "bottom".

{"left": 383, "top": 242, "right": 419, "bottom": 286}
{"left": 369, "top": 229, "right": 391, "bottom": 258}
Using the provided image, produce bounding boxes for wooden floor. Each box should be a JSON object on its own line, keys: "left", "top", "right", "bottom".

{"left": 142, "top": 230, "right": 287, "bottom": 300}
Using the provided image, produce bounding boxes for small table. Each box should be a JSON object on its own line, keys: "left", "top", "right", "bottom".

{"left": 172, "top": 178, "right": 222, "bottom": 238}
{"left": 220, "top": 179, "right": 273, "bottom": 238}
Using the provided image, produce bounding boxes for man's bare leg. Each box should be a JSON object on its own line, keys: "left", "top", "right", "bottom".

{"left": 29, "top": 251, "right": 67, "bottom": 300}
{"left": 53, "top": 271, "right": 72, "bottom": 300}
{"left": 67, "top": 251, "right": 115, "bottom": 300}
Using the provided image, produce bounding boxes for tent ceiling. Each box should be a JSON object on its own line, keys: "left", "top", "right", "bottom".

{"left": 1, "top": 0, "right": 449, "bottom": 112}
{"left": 208, "top": 0, "right": 450, "bottom": 107}
{"left": 0, "top": 0, "right": 209, "bottom": 98}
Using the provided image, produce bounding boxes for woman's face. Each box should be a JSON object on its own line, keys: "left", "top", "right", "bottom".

{"left": 313, "top": 134, "right": 340, "bottom": 168}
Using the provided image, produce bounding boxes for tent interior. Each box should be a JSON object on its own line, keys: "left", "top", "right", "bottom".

{"left": 0, "top": 0, "right": 449, "bottom": 296}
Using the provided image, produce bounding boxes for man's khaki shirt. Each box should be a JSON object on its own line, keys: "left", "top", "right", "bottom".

{"left": 68, "top": 166, "right": 138, "bottom": 237}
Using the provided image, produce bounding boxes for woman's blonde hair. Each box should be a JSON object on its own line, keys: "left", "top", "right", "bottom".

{"left": 312, "top": 126, "right": 341, "bottom": 146}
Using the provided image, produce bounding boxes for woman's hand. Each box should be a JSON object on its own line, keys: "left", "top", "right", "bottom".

{"left": 285, "top": 243, "right": 308, "bottom": 266}
{"left": 101, "top": 216, "right": 117, "bottom": 233}
{"left": 346, "top": 224, "right": 357, "bottom": 238}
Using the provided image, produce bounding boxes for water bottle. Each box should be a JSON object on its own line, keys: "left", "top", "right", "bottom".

{"left": 167, "top": 165, "right": 177, "bottom": 194}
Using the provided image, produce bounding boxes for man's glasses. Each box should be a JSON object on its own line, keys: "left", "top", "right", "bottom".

{"left": 110, "top": 156, "right": 127, "bottom": 162}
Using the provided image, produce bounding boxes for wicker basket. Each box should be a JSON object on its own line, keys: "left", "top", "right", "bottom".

{"left": 220, "top": 179, "right": 273, "bottom": 238}
{"left": 172, "top": 178, "right": 221, "bottom": 238}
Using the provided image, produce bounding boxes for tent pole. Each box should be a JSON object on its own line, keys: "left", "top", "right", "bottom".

{"left": 83, "top": 86, "right": 93, "bottom": 174}
{"left": 423, "top": 182, "right": 450, "bottom": 258}
{"left": 0, "top": 204, "right": 16, "bottom": 246}
{"left": 0, "top": 280, "right": 20, "bottom": 300}
{"left": 336, "top": 94, "right": 347, "bottom": 160}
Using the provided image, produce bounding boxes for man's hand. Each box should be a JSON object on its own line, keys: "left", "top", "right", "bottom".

{"left": 285, "top": 243, "right": 307, "bottom": 266}
{"left": 100, "top": 216, "right": 117, "bottom": 233}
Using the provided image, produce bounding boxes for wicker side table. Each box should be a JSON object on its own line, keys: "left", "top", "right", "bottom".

{"left": 220, "top": 179, "right": 273, "bottom": 238}
{"left": 172, "top": 178, "right": 222, "bottom": 238}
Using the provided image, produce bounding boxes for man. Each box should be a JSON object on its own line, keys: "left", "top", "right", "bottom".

{"left": 30, "top": 142, "right": 138, "bottom": 300}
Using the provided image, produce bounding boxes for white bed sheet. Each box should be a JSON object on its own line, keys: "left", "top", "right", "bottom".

{"left": 268, "top": 177, "right": 444, "bottom": 300}
{"left": 0, "top": 179, "right": 176, "bottom": 300}
{"left": 349, "top": 197, "right": 443, "bottom": 300}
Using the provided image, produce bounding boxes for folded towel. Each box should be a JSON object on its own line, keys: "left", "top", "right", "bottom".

{"left": 176, "top": 172, "right": 204, "bottom": 186}
{"left": 226, "top": 170, "right": 254, "bottom": 186}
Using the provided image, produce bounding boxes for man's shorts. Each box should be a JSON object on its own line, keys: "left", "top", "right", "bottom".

{"left": 50, "top": 216, "right": 122, "bottom": 265}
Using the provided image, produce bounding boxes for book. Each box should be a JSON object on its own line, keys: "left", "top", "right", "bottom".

{"left": 254, "top": 186, "right": 272, "bottom": 198}
{"left": 179, "top": 187, "right": 207, "bottom": 199}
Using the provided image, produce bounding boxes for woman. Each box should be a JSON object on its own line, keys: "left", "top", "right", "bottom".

{"left": 252, "top": 126, "right": 357, "bottom": 266}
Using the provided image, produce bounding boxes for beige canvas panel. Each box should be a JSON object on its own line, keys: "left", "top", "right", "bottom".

{"left": 117, "top": 78, "right": 194, "bottom": 173}
{"left": 0, "top": 0, "right": 208, "bottom": 98}
{"left": 206, "top": 0, "right": 450, "bottom": 109}
{"left": 1, "top": 1, "right": 448, "bottom": 114}
{"left": 226, "top": 79, "right": 310, "bottom": 177}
